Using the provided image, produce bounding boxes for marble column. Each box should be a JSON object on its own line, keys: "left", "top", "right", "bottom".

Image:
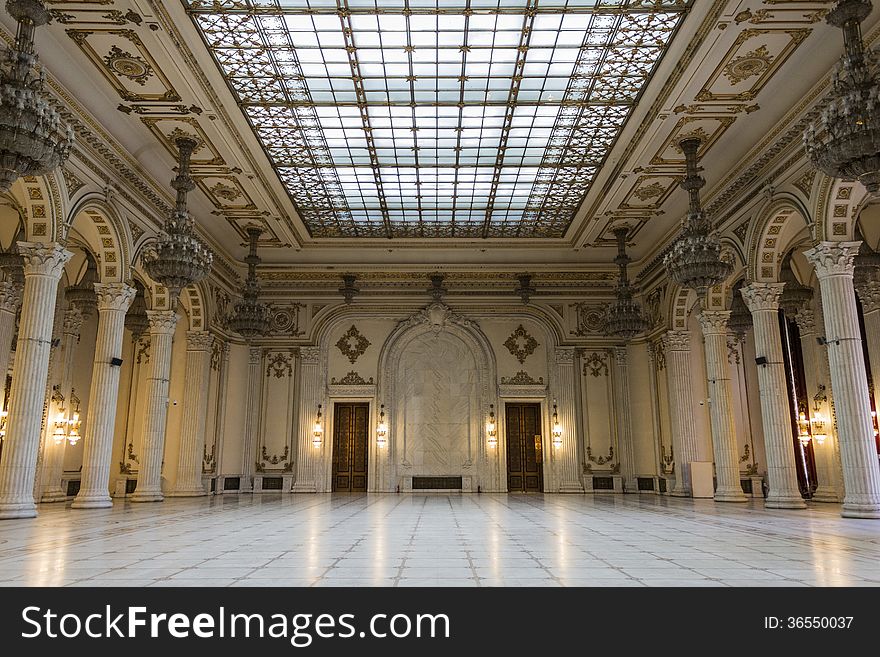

{"left": 239, "top": 346, "right": 263, "bottom": 493}
{"left": 662, "top": 331, "right": 700, "bottom": 496}
{"left": 805, "top": 242, "right": 880, "bottom": 518}
{"left": 131, "top": 310, "right": 178, "bottom": 503}
{"left": 211, "top": 342, "right": 230, "bottom": 483}
{"left": 741, "top": 283, "right": 806, "bottom": 509}
{"left": 40, "top": 306, "right": 84, "bottom": 502}
{"left": 552, "top": 347, "right": 583, "bottom": 492}
{"left": 71, "top": 283, "right": 136, "bottom": 509}
{"left": 795, "top": 307, "right": 841, "bottom": 502}
{"left": 293, "top": 347, "right": 323, "bottom": 493}
{"left": 855, "top": 279, "right": 880, "bottom": 415}
{"left": 698, "top": 311, "right": 748, "bottom": 503}
{"left": 612, "top": 346, "right": 636, "bottom": 490}
{"left": 168, "top": 331, "right": 214, "bottom": 497}
{"left": 0, "top": 243, "right": 71, "bottom": 519}
{"left": 0, "top": 281, "right": 21, "bottom": 393}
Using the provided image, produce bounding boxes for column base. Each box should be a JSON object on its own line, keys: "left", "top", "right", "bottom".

{"left": 841, "top": 502, "right": 880, "bottom": 518}
{"left": 714, "top": 487, "right": 748, "bottom": 503}
{"left": 71, "top": 495, "right": 113, "bottom": 509}
{"left": 166, "top": 489, "right": 207, "bottom": 498}
{"left": 40, "top": 491, "right": 68, "bottom": 503}
{"left": 812, "top": 486, "right": 840, "bottom": 503}
{"left": 669, "top": 489, "right": 691, "bottom": 497}
{"left": 130, "top": 491, "right": 164, "bottom": 503}
{"left": 765, "top": 495, "right": 807, "bottom": 509}
{"left": 559, "top": 482, "right": 585, "bottom": 493}
{"left": 0, "top": 502, "right": 37, "bottom": 519}
{"left": 291, "top": 482, "right": 317, "bottom": 493}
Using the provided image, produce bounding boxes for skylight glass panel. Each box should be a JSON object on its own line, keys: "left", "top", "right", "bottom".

{"left": 186, "top": 0, "right": 689, "bottom": 238}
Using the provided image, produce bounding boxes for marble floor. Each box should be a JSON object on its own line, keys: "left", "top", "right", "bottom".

{"left": 0, "top": 494, "right": 878, "bottom": 587}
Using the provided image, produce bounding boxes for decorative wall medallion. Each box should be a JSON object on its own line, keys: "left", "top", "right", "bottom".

{"left": 335, "top": 325, "right": 371, "bottom": 364}
{"left": 571, "top": 303, "right": 606, "bottom": 335}
{"left": 500, "top": 370, "right": 544, "bottom": 386}
{"left": 268, "top": 303, "right": 305, "bottom": 336}
{"left": 265, "top": 351, "right": 293, "bottom": 378}
{"left": 503, "top": 324, "right": 538, "bottom": 364}
{"left": 209, "top": 182, "right": 241, "bottom": 202}
{"left": 722, "top": 45, "right": 774, "bottom": 85}
{"left": 102, "top": 45, "right": 153, "bottom": 86}
{"left": 136, "top": 337, "right": 150, "bottom": 364}
{"left": 583, "top": 351, "right": 609, "bottom": 378}
{"left": 331, "top": 371, "right": 374, "bottom": 385}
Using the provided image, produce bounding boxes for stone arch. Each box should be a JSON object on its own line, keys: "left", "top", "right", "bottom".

{"left": 814, "top": 174, "right": 871, "bottom": 242}
{"left": 7, "top": 172, "right": 65, "bottom": 243}
{"left": 178, "top": 283, "right": 208, "bottom": 332}
{"left": 747, "top": 195, "right": 813, "bottom": 282}
{"left": 65, "top": 195, "right": 132, "bottom": 282}
{"left": 666, "top": 285, "right": 699, "bottom": 331}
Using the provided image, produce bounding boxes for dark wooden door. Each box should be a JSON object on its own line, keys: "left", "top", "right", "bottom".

{"left": 506, "top": 403, "right": 544, "bottom": 493}
{"left": 331, "top": 403, "right": 369, "bottom": 492}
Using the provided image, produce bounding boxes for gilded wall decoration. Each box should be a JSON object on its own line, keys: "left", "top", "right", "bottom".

{"left": 644, "top": 284, "right": 666, "bottom": 329}
{"left": 202, "top": 443, "right": 216, "bottom": 473}
{"left": 335, "top": 325, "right": 370, "bottom": 364}
{"left": 61, "top": 168, "right": 85, "bottom": 197}
{"left": 571, "top": 303, "right": 605, "bottom": 336}
{"left": 732, "top": 219, "right": 749, "bottom": 244}
{"left": 135, "top": 337, "right": 150, "bottom": 364}
{"left": 265, "top": 351, "right": 293, "bottom": 378}
{"left": 259, "top": 445, "right": 289, "bottom": 468}
{"left": 210, "top": 341, "right": 222, "bottom": 371}
{"left": 587, "top": 445, "right": 615, "bottom": 466}
{"left": 582, "top": 351, "right": 609, "bottom": 378}
{"left": 500, "top": 370, "right": 544, "bottom": 386}
{"left": 331, "top": 371, "right": 374, "bottom": 386}
{"left": 503, "top": 325, "right": 538, "bottom": 364}
{"left": 267, "top": 303, "right": 305, "bottom": 337}
{"left": 794, "top": 169, "right": 817, "bottom": 198}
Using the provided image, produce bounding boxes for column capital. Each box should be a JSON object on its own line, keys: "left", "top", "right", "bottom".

{"left": 613, "top": 345, "right": 627, "bottom": 365}
{"left": 794, "top": 308, "right": 817, "bottom": 335}
{"left": 186, "top": 330, "right": 214, "bottom": 352}
{"left": 146, "top": 309, "right": 178, "bottom": 335}
{"left": 0, "top": 280, "right": 21, "bottom": 313}
{"left": 62, "top": 305, "right": 84, "bottom": 336}
{"left": 248, "top": 345, "right": 263, "bottom": 365}
{"left": 741, "top": 281, "right": 783, "bottom": 313}
{"left": 804, "top": 241, "right": 860, "bottom": 279}
{"left": 555, "top": 346, "right": 576, "bottom": 365}
{"left": 17, "top": 242, "right": 72, "bottom": 279}
{"left": 661, "top": 329, "right": 691, "bottom": 352}
{"left": 299, "top": 346, "right": 320, "bottom": 364}
{"left": 855, "top": 279, "right": 880, "bottom": 314}
{"left": 94, "top": 282, "right": 136, "bottom": 313}
{"left": 698, "top": 310, "right": 731, "bottom": 335}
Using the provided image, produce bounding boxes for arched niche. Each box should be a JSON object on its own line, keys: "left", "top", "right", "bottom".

{"left": 747, "top": 198, "right": 813, "bottom": 282}
{"left": 65, "top": 196, "right": 134, "bottom": 283}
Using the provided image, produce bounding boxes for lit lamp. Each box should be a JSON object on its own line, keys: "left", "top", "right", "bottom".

{"left": 487, "top": 404, "right": 497, "bottom": 448}
{"left": 312, "top": 404, "right": 323, "bottom": 448}
{"left": 872, "top": 411, "right": 879, "bottom": 439}
{"left": 376, "top": 404, "right": 388, "bottom": 448}
{"left": 797, "top": 409, "right": 812, "bottom": 447}
{"left": 552, "top": 403, "right": 563, "bottom": 448}
{"left": 52, "top": 414, "right": 67, "bottom": 446}
{"left": 66, "top": 410, "right": 81, "bottom": 446}
{"left": 0, "top": 410, "right": 7, "bottom": 440}
{"left": 810, "top": 411, "right": 827, "bottom": 446}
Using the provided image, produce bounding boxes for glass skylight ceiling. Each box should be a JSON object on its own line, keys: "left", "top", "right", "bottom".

{"left": 185, "top": 0, "right": 689, "bottom": 238}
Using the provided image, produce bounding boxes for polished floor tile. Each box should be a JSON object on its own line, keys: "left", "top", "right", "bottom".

{"left": 0, "top": 493, "right": 878, "bottom": 587}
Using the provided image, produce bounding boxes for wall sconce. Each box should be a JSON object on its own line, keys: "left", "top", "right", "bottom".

{"left": 486, "top": 404, "right": 497, "bottom": 448}
{"left": 872, "top": 411, "right": 879, "bottom": 440}
{"left": 376, "top": 404, "right": 388, "bottom": 447}
{"left": 797, "top": 409, "right": 812, "bottom": 447}
{"left": 551, "top": 403, "right": 563, "bottom": 448}
{"left": 810, "top": 411, "right": 827, "bottom": 446}
{"left": 0, "top": 410, "right": 7, "bottom": 441}
{"left": 312, "top": 404, "right": 323, "bottom": 448}
{"left": 50, "top": 386, "right": 82, "bottom": 446}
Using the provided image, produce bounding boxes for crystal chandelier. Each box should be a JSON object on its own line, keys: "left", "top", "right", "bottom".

{"left": 664, "top": 138, "right": 732, "bottom": 298}
{"left": 124, "top": 282, "right": 149, "bottom": 339}
{"left": 604, "top": 226, "right": 648, "bottom": 340}
{"left": 728, "top": 283, "right": 753, "bottom": 342}
{"left": 779, "top": 259, "right": 814, "bottom": 316}
{"left": 804, "top": 0, "right": 880, "bottom": 193}
{"left": 0, "top": 227, "right": 23, "bottom": 285}
{"left": 339, "top": 273, "right": 359, "bottom": 304}
{"left": 515, "top": 273, "right": 535, "bottom": 305}
{"left": 142, "top": 136, "right": 213, "bottom": 303}
{"left": 228, "top": 224, "right": 270, "bottom": 339}
{"left": 64, "top": 251, "right": 98, "bottom": 318}
{"left": 0, "top": 0, "right": 73, "bottom": 191}
{"left": 853, "top": 232, "right": 880, "bottom": 286}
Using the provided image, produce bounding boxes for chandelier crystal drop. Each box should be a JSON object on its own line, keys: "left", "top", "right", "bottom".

{"left": 604, "top": 226, "right": 648, "bottom": 340}
{"left": 64, "top": 251, "right": 98, "bottom": 318}
{"left": 124, "top": 282, "right": 149, "bottom": 340}
{"left": 804, "top": 0, "right": 880, "bottom": 193}
{"left": 664, "top": 138, "right": 732, "bottom": 298}
{"left": 228, "top": 224, "right": 270, "bottom": 339}
{"left": 142, "top": 136, "right": 213, "bottom": 303}
{"left": 0, "top": 0, "right": 73, "bottom": 192}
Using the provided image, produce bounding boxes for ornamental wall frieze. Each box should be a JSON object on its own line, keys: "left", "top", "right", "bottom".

{"left": 582, "top": 351, "right": 610, "bottom": 378}
{"left": 330, "top": 371, "right": 374, "bottom": 386}
{"left": 335, "top": 325, "right": 371, "bottom": 364}
{"left": 265, "top": 351, "right": 293, "bottom": 379}
{"left": 500, "top": 370, "right": 544, "bottom": 386}
{"left": 502, "top": 325, "right": 539, "bottom": 364}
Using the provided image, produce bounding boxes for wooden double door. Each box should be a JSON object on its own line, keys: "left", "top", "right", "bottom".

{"left": 506, "top": 403, "right": 544, "bottom": 493}
{"left": 331, "top": 403, "right": 369, "bottom": 492}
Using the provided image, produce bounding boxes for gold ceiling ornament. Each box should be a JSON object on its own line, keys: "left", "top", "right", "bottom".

{"left": 102, "top": 44, "right": 153, "bottom": 86}
{"left": 722, "top": 44, "right": 774, "bottom": 85}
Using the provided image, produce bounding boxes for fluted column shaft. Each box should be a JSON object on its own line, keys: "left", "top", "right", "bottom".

{"left": 168, "top": 331, "right": 214, "bottom": 496}
{"left": 0, "top": 281, "right": 20, "bottom": 398}
{"left": 131, "top": 310, "right": 178, "bottom": 503}
{"left": 699, "top": 311, "right": 748, "bottom": 502}
{"left": 612, "top": 346, "right": 635, "bottom": 490}
{"left": 855, "top": 280, "right": 880, "bottom": 415}
{"left": 40, "top": 306, "right": 83, "bottom": 502}
{"left": 742, "top": 283, "right": 806, "bottom": 509}
{"left": 293, "top": 347, "right": 323, "bottom": 492}
{"left": 71, "top": 284, "right": 136, "bottom": 508}
{"left": 238, "top": 346, "right": 263, "bottom": 493}
{"left": 211, "top": 342, "right": 230, "bottom": 481}
{"left": 806, "top": 242, "right": 880, "bottom": 518}
{"left": 552, "top": 347, "right": 583, "bottom": 492}
{"left": 794, "top": 308, "right": 841, "bottom": 502}
{"left": 0, "top": 243, "right": 71, "bottom": 519}
{"left": 662, "top": 331, "right": 700, "bottom": 496}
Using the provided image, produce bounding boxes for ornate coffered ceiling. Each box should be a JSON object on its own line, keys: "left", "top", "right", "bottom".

{"left": 0, "top": 0, "right": 874, "bottom": 271}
